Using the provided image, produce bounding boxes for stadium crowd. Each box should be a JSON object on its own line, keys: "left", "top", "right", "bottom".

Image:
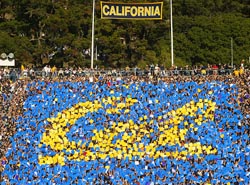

{"left": 0, "top": 63, "right": 241, "bottom": 79}
{"left": 0, "top": 66, "right": 249, "bottom": 184}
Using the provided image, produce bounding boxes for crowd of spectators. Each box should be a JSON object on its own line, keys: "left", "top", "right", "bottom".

{"left": 0, "top": 65, "right": 249, "bottom": 184}
{"left": 0, "top": 63, "right": 247, "bottom": 80}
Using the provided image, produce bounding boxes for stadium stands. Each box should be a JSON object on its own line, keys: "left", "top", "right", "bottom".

{"left": 0, "top": 68, "right": 249, "bottom": 184}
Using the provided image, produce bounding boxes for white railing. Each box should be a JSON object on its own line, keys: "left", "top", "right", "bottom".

{"left": 0, "top": 68, "right": 239, "bottom": 81}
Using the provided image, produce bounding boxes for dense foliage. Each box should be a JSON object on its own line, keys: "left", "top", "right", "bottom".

{"left": 0, "top": 0, "right": 250, "bottom": 68}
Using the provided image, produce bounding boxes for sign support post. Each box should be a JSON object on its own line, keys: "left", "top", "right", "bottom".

{"left": 91, "top": 0, "right": 95, "bottom": 69}
{"left": 170, "top": 0, "right": 174, "bottom": 67}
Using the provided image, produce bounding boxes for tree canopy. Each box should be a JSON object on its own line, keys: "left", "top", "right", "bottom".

{"left": 0, "top": 0, "right": 250, "bottom": 68}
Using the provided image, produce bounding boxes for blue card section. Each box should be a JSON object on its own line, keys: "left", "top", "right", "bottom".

{"left": 2, "top": 80, "right": 249, "bottom": 184}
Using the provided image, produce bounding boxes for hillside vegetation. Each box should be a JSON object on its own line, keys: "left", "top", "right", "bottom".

{"left": 1, "top": 0, "right": 250, "bottom": 68}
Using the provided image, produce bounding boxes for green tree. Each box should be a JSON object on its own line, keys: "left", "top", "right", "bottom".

{"left": 1, "top": 0, "right": 250, "bottom": 68}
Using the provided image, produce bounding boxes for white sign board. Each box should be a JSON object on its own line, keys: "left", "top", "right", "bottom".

{"left": 0, "top": 59, "right": 15, "bottom": 66}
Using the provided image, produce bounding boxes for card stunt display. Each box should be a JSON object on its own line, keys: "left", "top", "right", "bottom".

{"left": 2, "top": 80, "right": 249, "bottom": 184}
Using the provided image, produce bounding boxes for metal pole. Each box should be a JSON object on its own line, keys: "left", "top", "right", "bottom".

{"left": 170, "top": 0, "right": 174, "bottom": 67}
{"left": 231, "top": 37, "right": 233, "bottom": 68}
{"left": 91, "top": 0, "right": 95, "bottom": 69}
